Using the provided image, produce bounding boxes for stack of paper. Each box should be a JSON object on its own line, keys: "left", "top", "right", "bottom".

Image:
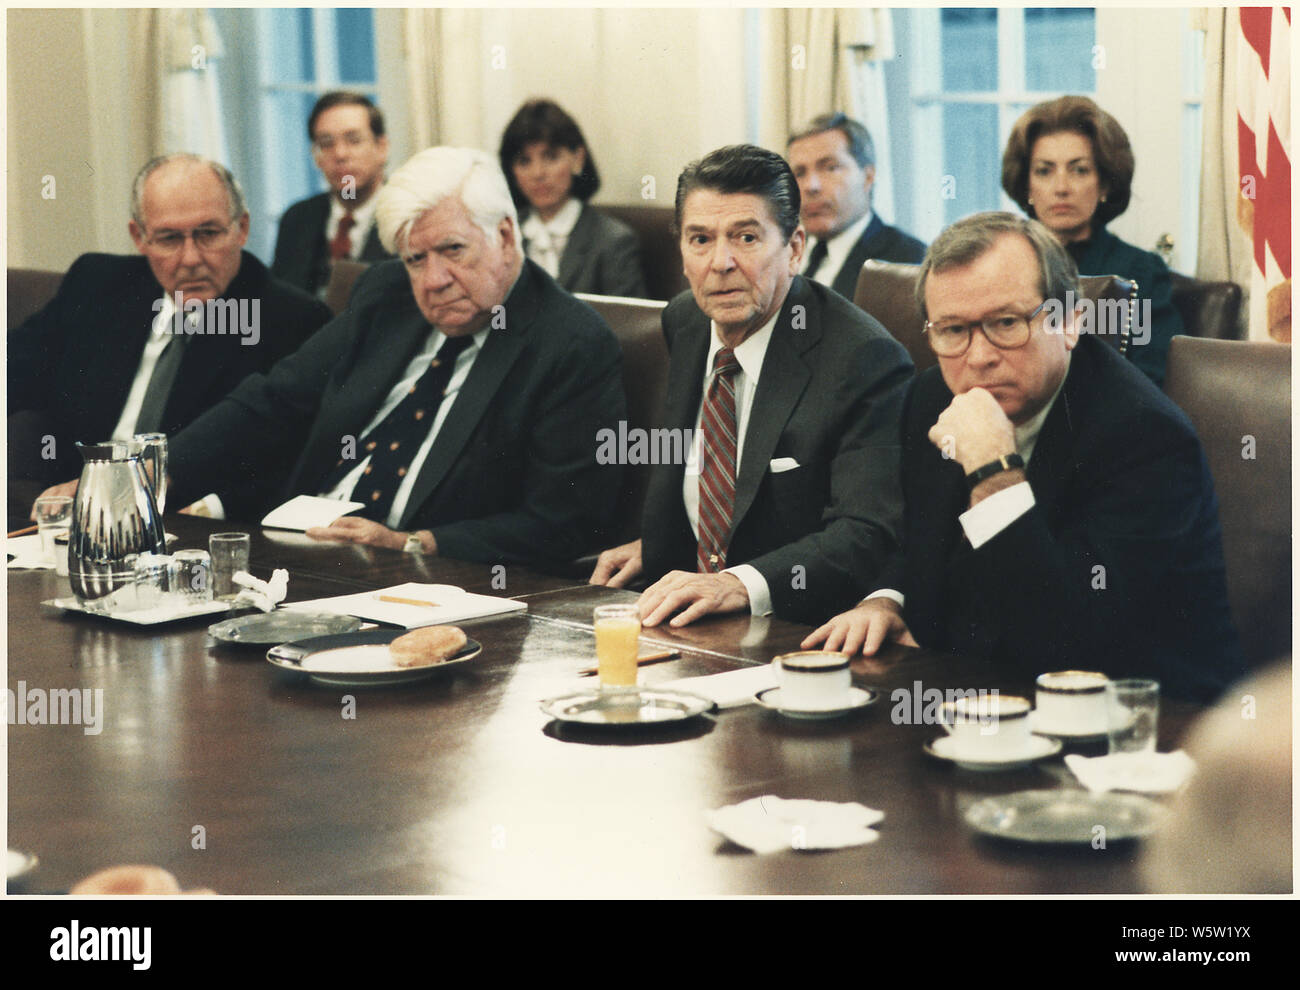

{"left": 283, "top": 582, "right": 526, "bottom": 628}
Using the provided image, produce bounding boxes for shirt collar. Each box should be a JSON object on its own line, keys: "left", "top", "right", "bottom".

{"left": 705, "top": 308, "right": 779, "bottom": 382}
{"left": 328, "top": 187, "right": 381, "bottom": 229}
{"left": 1014, "top": 352, "right": 1072, "bottom": 464}
{"left": 522, "top": 197, "right": 582, "bottom": 241}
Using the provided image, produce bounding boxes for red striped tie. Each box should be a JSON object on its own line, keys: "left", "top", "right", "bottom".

{"left": 697, "top": 347, "right": 740, "bottom": 572}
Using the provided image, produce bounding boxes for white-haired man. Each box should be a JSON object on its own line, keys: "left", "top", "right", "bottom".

{"left": 166, "top": 147, "right": 626, "bottom": 565}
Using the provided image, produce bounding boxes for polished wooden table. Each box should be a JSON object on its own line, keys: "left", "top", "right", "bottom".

{"left": 8, "top": 517, "right": 1199, "bottom": 895}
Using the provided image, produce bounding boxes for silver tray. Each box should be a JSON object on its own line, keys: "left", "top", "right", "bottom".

{"left": 539, "top": 688, "right": 713, "bottom": 726}
{"left": 43, "top": 596, "right": 231, "bottom": 625}
{"left": 964, "top": 789, "right": 1167, "bottom": 843}
{"left": 209, "top": 610, "right": 362, "bottom": 645}
{"left": 266, "top": 629, "right": 481, "bottom": 686}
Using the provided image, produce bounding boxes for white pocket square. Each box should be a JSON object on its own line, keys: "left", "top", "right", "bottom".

{"left": 769, "top": 457, "right": 801, "bottom": 474}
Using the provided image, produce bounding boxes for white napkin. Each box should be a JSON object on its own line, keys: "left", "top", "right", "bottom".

{"left": 7, "top": 534, "right": 55, "bottom": 570}
{"left": 706, "top": 796, "right": 884, "bottom": 854}
{"left": 260, "top": 494, "right": 365, "bottom": 531}
{"left": 1065, "top": 751, "right": 1196, "bottom": 794}
{"left": 230, "top": 569, "right": 289, "bottom": 613}
{"left": 660, "top": 664, "right": 777, "bottom": 708}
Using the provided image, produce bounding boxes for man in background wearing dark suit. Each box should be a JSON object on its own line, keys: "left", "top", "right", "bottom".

{"left": 16, "top": 154, "right": 332, "bottom": 518}
{"left": 271, "top": 91, "right": 393, "bottom": 297}
{"left": 804, "top": 212, "right": 1244, "bottom": 702}
{"left": 787, "top": 112, "right": 926, "bottom": 300}
{"left": 589, "top": 145, "right": 911, "bottom": 627}
{"left": 167, "top": 147, "right": 625, "bottom": 566}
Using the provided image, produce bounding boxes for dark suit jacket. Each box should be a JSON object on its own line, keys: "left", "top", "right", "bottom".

{"left": 169, "top": 259, "right": 626, "bottom": 566}
{"left": 640, "top": 277, "right": 913, "bottom": 625}
{"left": 829, "top": 214, "right": 927, "bottom": 300}
{"left": 8, "top": 252, "right": 332, "bottom": 514}
{"left": 880, "top": 334, "right": 1244, "bottom": 702}
{"left": 523, "top": 203, "right": 647, "bottom": 298}
{"left": 271, "top": 192, "right": 392, "bottom": 296}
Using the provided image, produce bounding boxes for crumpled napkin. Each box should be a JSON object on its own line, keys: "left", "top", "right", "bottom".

{"left": 660, "top": 665, "right": 777, "bottom": 709}
{"left": 706, "top": 795, "right": 884, "bottom": 853}
{"left": 230, "top": 569, "right": 289, "bottom": 612}
{"left": 1065, "top": 750, "right": 1196, "bottom": 794}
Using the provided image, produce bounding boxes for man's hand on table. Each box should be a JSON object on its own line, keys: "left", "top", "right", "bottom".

{"left": 638, "top": 570, "right": 749, "bottom": 628}
{"left": 304, "top": 516, "right": 437, "bottom": 553}
{"left": 30, "top": 479, "right": 78, "bottom": 521}
{"left": 801, "top": 597, "right": 918, "bottom": 655}
{"left": 589, "top": 539, "right": 643, "bottom": 587}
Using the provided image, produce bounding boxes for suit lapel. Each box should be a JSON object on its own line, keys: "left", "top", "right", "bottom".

{"left": 557, "top": 205, "right": 595, "bottom": 289}
{"left": 729, "top": 278, "right": 817, "bottom": 535}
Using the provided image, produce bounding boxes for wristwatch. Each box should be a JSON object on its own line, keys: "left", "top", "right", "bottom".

{"left": 965, "top": 453, "right": 1025, "bottom": 490}
{"left": 402, "top": 532, "right": 425, "bottom": 554}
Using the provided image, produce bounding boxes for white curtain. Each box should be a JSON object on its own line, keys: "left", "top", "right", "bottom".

{"left": 142, "top": 10, "right": 229, "bottom": 163}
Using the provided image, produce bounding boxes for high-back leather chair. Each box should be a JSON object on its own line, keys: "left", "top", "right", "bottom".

{"left": 853, "top": 260, "right": 1134, "bottom": 374}
{"left": 8, "top": 267, "right": 65, "bottom": 329}
{"left": 1169, "top": 272, "right": 1245, "bottom": 340}
{"left": 575, "top": 292, "right": 670, "bottom": 544}
{"left": 323, "top": 259, "right": 371, "bottom": 316}
{"left": 1163, "top": 336, "right": 1291, "bottom": 668}
{"left": 598, "top": 205, "right": 686, "bottom": 302}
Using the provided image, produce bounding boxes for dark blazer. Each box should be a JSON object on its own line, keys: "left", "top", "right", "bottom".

{"left": 880, "top": 334, "right": 1244, "bottom": 702}
{"left": 829, "top": 213, "right": 927, "bottom": 300}
{"left": 271, "top": 192, "right": 393, "bottom": 296}
{"left": 8, "top": 252, "right": 332, "bottom": 509}
{"left": 1066, "top": 225, "right": 1183, "bottom": 387}
{"left": 169, "top": 259, "right": 626, "bottom": 566}
{"left": 523, "top": 203, "right": 647, "bottom": 298}
{"left": 640, "top": 276, "right": 913, "bottom": 625}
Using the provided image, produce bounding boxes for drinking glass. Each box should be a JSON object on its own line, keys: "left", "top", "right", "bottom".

{"left": 209, "top": 532, "right": 250, "bottom": 601}
{"left": 172, "top": 549, "right": 213, "bottom": 606}
{"left": 33, "top": 494, "right": 73, "bottom": 568}
{"left": 593, "top": 603, "right": 641, "bottom": 695}
{"left": 1107, "top": 679, "right": 1160, "bottom": 753}
{"left": 133, "top": 433, "right": 168, "bottom": 515}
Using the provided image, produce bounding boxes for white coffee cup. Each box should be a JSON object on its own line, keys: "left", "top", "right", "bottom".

{"left": 1035, "top": 670, "right": 1110, "bottom": 735}
{"left": 939, "top": 694, "right": 1033, "bottom": 758}
{"left": 772, "top": 651, "right": 852, "bottom": 710}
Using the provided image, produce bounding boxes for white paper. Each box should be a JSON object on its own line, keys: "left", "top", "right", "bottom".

{"left": 706, "top": 796, "right": 884, "bottom": 853}
{"left": 283, "top": 582, "right": 526, "bottom": 628}
{"left": 260, "top": 494, "right": 365, "bottom": 531}
{"left": 660, "top": 664, "right": 778, "bottom": 709}
{"left": 7, "top": 534, "right": 55, "bottom": 570}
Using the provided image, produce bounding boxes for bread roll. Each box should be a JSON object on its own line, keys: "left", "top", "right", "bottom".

{"left": 389, "top": 625, "right": 468, "bottom": 668}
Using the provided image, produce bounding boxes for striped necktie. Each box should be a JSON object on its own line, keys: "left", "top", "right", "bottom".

{"left": 696, "top": 347, "right": 741, "bottom": 572}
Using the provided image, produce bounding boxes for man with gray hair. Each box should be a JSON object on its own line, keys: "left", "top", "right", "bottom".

{"left": 804, "top": 212, "right": 1244, "bottom": 702}
{"left": 786, "top": 112, "right": 925, "bottom": 300}
{"left": 14, "top": 153, "right": 331, "bottom": 517}
{"left": 165, "top": 147, "right": 625, "bottom": 565}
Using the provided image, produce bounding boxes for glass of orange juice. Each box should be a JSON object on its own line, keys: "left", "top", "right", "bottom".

{"left": 594, "top": 603, "right": 641, "bottom": 695}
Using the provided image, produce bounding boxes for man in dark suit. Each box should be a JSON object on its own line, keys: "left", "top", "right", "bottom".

{"left": 13, "top": 154, "right": 331, "bottom": 516}
{"left": 787, "top": 113, "right": 925, "bottom": 300}
{"left": 166, "top": 147, "right": 625, "bottom": 565}
{"left": 804, "top": 212, "right": 1244, "bottom": 702}
{"left": 589, "top": 145, "right": 911, "bottom": 627}
{"left": 271, "top": 92, "right": 393, "bottom": 297}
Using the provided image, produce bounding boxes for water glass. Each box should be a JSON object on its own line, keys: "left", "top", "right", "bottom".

{"left": 209, "top": 532, "right": 251, "bottom": 601}
{"left": 172, "top": 549, "right": 213, "bottom": 605}
{"left": 34, "top": 494, "right": 73, "bottom": 568}
{"left": 1107, "top": 679, "right": 1160, "bottom": 754}
{"left": 132, "top": 433, "right": 168, "bottom": 515}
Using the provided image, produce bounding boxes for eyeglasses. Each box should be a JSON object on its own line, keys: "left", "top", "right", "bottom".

{"left": 313, "top": 132, "right": 374, "bottom": 153}
{"left": 143, "top": 224, "right": 234, "bottom": 255}
{"left": 923, "top": 300, "right": 1050, "bottom": 357}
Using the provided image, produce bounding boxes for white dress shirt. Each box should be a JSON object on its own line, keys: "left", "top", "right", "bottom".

{"left": 319, "top": 327, "right": 489, "bottom": 529}
{"left": 521, "top": 197, "right": 582, "bottom": 279}
{"left": 325, "top": 192, "right": 382, "bottom": 260}
{"left": 110, "top": 293, "right": 198, "bottom": 441}
{"left": 681, "top": 312, "right": 779, "bottom": 616}
{"left": 801, "top": 210, "right": 873, "bottom": 287}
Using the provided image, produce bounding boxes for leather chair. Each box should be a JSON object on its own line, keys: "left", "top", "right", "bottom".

{"left": 1169, "top": 272, "right": 1244, "bottom": 340}
{"left": 1163, "top": 336, "right": 1291, "bottom": 667}
{"left": 8, "top": 267, "right": 64, "bottom": 330}
{"left": 598, "top": 205, "right": 687, "bottom": 302}
{"left": 575, "top": 293, "right": 670, "bottom": 546}
{"left": 323, "top": 259, "right": 371, "bottom": 316}
{"left": 853, "top": 260, "right": 1135, "bottom": 374}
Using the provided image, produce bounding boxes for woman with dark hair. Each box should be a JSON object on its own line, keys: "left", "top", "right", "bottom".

{"left": 1002, "top": 95, "right": 1183, "bottom": 385}
{"left": 499, "top": 99, "right": 647, "bottom": 298}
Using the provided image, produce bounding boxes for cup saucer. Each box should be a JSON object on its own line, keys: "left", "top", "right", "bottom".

{"left": 925, "top": 734, "right": 1063, "bottom": 771}
{"left": 755, "top": 686, "right": 877, "bottom": 720}
{"left": 1028, "top": 710, "right": 1109, "bottom": 742}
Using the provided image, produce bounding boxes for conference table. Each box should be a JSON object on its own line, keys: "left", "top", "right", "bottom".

{"left": 7, "top": 515, "right": 1200, "bottom": 896}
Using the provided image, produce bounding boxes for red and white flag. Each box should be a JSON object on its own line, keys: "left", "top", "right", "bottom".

{"left": 1236, "top": 7, "right": 1291, "bottom": 342}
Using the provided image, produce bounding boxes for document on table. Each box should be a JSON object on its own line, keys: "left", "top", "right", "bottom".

{"left": 283, "top": 582, "right": 527, "bottom": 628}
{"left": 659, "top": 664, "right": 778, "bottom": 708}
{"left": 261, "top": 495, "right": 365, "bottom": 531}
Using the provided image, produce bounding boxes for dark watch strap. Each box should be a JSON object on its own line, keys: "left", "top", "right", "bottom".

{"left": 965, "top": 453, "right": 1025, "bottom": 489}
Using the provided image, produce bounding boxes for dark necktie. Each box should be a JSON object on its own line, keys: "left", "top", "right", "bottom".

{"left": 320, "top": 334, "right": 475, "bottom": 523}
{"left": 696, "top": 347, "right": 741, "bottom": 572}
{"left": 804, "top": 238, "right": 829, "bottom": 280}
{"left": 133, "top": 314, "right": 192, "bottom": 434}
{"left": 330, "top": 212, "right": 356, "bottom": 260}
